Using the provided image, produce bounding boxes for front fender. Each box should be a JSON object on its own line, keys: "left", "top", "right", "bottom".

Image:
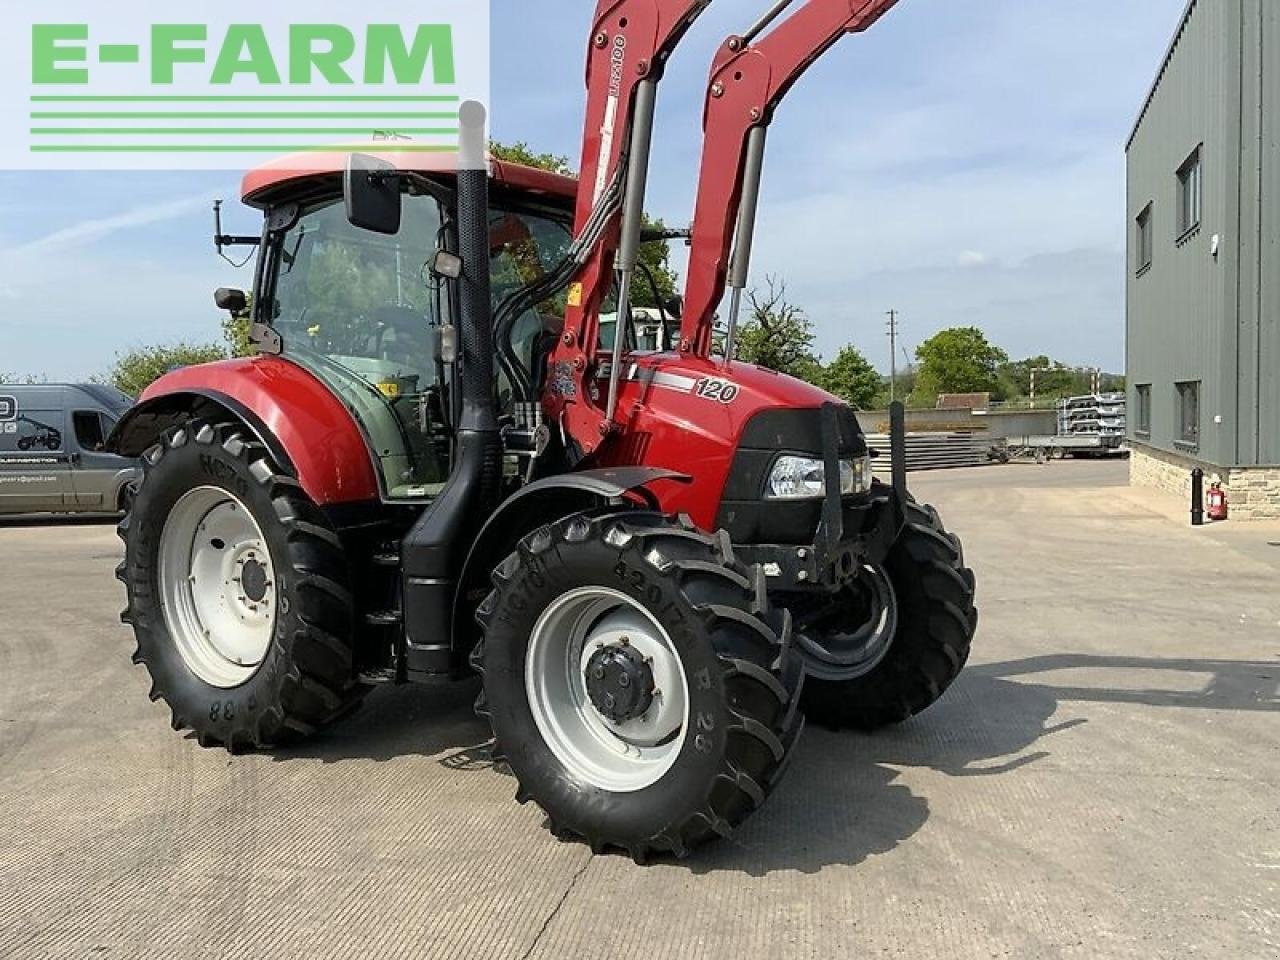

{"left": 108, "top": 356, "right": 379, "bottom": 506}
{"left": 450, "top": 467, "right": 689, "bottom": 658}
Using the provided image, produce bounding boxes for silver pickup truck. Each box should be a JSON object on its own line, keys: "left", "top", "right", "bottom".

{"left": 0, "top": 384, "right": 140, "bottom": 516}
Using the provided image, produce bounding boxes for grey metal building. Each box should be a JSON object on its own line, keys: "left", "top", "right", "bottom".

{"left": 1126, "top": 0, "right": 1280, "bottom": 518}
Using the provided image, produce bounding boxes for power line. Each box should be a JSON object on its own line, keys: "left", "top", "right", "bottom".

{"left": 886, "top": 309, "right": 899, "bottom": 404}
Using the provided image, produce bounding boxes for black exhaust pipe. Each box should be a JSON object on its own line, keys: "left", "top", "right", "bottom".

{"left": 402, "top": 101, "right": 503, "bottom": 677}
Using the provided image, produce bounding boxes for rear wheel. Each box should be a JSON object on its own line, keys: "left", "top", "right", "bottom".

{"left": 118, "top": 419, "right": 366, "bottom": 750}
{"left": 794, "top": 500, "right": 977, "bottom": 731}
{"left": 473, "top": 513, "right": 802, "bottom": 860}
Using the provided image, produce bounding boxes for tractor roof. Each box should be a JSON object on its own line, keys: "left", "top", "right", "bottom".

{"left": 241, "top": 150, "right": 578, "bottom": 208}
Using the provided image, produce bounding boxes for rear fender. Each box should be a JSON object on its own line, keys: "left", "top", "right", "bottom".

{"left": 108, "top": 357, "right": 379, "bottom": 506}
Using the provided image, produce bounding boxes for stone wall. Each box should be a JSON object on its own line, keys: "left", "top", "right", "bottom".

{"left": 1223, "top": 467, "right": 1280, "bottom": 520}
{"left": 1130, "top": 441, "right": 1280, "bottom": 520}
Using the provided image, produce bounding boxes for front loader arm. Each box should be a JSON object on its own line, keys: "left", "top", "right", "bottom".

{"left": 678, "top": 0, "right": 900, "bottom": 357}
{"left": 547, "top": 0, "right": 711, "bottom": 455}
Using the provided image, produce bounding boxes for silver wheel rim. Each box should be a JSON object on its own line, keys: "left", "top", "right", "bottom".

{"left": 797, "top": 565, "right": 898, "bottom": 679}
{"left": 158, "top": 486, "right": 277, "bottom": 689}
{"left": 526, "top": 586, "right": 689, "bottom": 793}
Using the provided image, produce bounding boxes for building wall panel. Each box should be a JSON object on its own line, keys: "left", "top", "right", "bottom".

{"left": 1127, "top": 0, "right": 1236, "bottom": 466}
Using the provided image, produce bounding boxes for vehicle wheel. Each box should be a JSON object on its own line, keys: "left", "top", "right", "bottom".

{"left": 472, "top": 512, "right": 802, "bottom": 861}
{"left": 792, "top": 499, "right": 976, "bottom": 731}
{"left": 117, "top": 419, "right": 366, "bottom": 751}
{"left": 116, "top": 480, "right": 138, "bottom": 515}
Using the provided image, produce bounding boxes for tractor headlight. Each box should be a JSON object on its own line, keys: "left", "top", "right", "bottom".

{"left": 765, "top": 454, "right": 872, "bottom": 500}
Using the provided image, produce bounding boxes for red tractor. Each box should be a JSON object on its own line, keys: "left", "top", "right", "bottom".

{"left": 111, "top": 0, "right": 976, "bottom": 859}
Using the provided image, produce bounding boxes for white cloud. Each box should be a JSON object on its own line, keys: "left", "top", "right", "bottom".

{"left": 16, "top": 194, "right": 213, "bottom": 255}
{"left": 957, "top": 251, "right": 991, "bottom": 268}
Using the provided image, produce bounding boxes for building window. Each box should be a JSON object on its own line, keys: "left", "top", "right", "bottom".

{"left": 1135, "top": 204, "right": 1153, "bottom": 273}
{"left": 1176, "top": 381, "right": 1200, "bottom": 447}
{"left": 1135, "top": 384, "right": 1151, "bottom": 436}
{"left": 1177, "top": 147, "right": 1202, "bottom": 237}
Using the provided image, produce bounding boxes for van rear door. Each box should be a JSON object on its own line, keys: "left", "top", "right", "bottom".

{"left": 0, "top": 395, "right": 74, "bottom": 513}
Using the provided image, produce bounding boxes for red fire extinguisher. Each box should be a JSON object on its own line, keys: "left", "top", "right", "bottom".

{"left": 1207, "top": 481, "right": 1229, "bottom": 522}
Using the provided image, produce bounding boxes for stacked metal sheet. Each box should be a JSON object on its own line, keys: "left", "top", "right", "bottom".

{"left": 864, "top": 431, "right": 993, "bottom": 472}
{"left": 1057, "top": 393, "right": 1127, "bottom": 439}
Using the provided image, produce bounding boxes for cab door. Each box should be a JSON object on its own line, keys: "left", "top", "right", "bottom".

{"left": 0, "top": 397, "right": 74, "bottom": 513}
{"left": 68, "top": 409, "right": 135, "bottom": 509}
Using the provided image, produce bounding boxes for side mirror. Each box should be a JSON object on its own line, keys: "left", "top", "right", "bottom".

{"left": 665, "top": 294, "right": 684, "bottom": 320}
{"left": 344, "top": 154, "right": 402, "bottom": 235}
{"left": 214, "top": 288, "right": 247, "bottom": 313}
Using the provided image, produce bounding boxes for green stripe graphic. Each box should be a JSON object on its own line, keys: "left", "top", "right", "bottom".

{"left": 30, "top": 144, "right": 458, "bottom": 153}
{"left": 30, "top": 95, "right": 460, "bottom": 103}
{"left": 32, "top": 128, "right": 459, "bottom": 136}
{"left": 31, "top": 112, "right": 457, "bottom": 120}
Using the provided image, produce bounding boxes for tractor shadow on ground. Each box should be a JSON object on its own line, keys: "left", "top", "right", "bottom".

{"left": 272, "top": 653, "right": 1277, "bottom": 874}
{"left": 690, "top": 652, "right": 1278, "bottom": 876}
{"left": 270, "top": 677, "right": 496, "bottom": 766}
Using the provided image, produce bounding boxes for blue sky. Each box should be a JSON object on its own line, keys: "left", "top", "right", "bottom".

{"left": 0, "top": 0, "right": 1183, "bottom": 381}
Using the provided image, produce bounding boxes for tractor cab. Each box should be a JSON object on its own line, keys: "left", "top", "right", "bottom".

{"left": 239, "top": 152, "right": 577, "bottom": 500}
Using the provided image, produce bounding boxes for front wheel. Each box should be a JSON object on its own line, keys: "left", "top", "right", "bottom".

{"left": 473, "top": 513, "right": 802, "bottom": 861}
{"left": 792, "top": 499, "right": 977, "bottom": 731}
{"left": 118, "top": 419, "right": 366, "bottom": 750}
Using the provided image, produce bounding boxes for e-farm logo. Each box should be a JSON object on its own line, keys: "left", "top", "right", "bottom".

{"left": 0, "top": 2, "right": 490, "bottom": 170}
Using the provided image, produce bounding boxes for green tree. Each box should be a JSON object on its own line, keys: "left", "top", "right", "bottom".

{"left": 633, "top": 217, "right": 679, "bottom": 310}
{"left": 734, "top": 276, "right": 820, "bottom": 378}
{"left": 997, "top": 355, "right": 1079, "bottom": 403}
{"left": 913, "top": 327, "right": 1009, "bottom": 405}
{"left": 489, "top": 140, "right": 680, "bottom": 310}
{"left": 489, "top": 141, "right": 574, "bottom": 176}
{"left": 221, "top": 296, "right": 255, "bottom": 358}
{"left": 819, "top": 345, "right": 882, "bottom": 409}
{"left": 103, "top": 343, "right": 228, "bottom": 397}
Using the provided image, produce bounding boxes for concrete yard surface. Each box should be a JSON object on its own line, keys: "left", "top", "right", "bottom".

{"left": 0, "top": 460, "right": 1276, "bottom": 959}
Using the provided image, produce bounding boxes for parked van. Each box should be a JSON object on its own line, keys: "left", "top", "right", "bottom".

{"left": 0, "top": 384, "right": 140, "bottom": 516}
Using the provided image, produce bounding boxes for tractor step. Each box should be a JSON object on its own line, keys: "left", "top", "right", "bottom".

{"left": 365, "top": 610, "right": 402, "bottom": 626}
{"left": 357, "top": 667, "right": 398, "bottom": 685}
{"left": 371, "top": 540, "right": 401, "bottom": 567}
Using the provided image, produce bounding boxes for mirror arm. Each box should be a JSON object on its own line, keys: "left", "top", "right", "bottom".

{"left": 213, "top": 199, "right": 261, "bottom": 252}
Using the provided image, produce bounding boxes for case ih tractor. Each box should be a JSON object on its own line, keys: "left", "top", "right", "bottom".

{"left": 111, "top": 0, "right": 976, "bottom": 859}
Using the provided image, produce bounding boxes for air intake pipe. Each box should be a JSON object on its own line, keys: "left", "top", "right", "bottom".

{"left": 401, "top": 101, "right": 503, "bottom": 677}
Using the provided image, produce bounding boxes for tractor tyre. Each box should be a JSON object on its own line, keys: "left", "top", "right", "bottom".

{"left": 472, "top": 512, "right": 803, "bottom": 861}
{"left": 117, "top": 418, "right": 366, "bottom": 751}
{"left": 795, "top": 499, "right": 977, "bottom": 731}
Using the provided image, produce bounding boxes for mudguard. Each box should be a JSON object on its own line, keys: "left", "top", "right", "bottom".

{"left": 450, "top": 466, "right": 690, "bottom": 656}
{"left": 108, "top": 356, "right": 379, "bottom": 506}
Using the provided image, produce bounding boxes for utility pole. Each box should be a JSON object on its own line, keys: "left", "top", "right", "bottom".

{"left": 1029, "top": 365, "right": 1052, "bottom": 409}
{"left": 886, "top": 309, "right": 899, "bottom": 404}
